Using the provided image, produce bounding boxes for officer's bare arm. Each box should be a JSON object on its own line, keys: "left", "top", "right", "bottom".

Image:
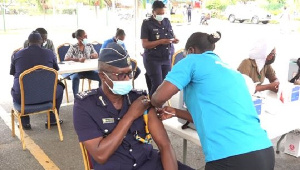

{"left": 141, "top": 39, "right": 172, "bottom": 49}
{"left": 83, "top": 96, "right": 149, "bottom": 164}
{"left": 148, "top": 107, "right": 178, "bottom": 170}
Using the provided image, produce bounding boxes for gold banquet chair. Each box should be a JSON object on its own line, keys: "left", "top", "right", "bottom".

{"left": 168, "top": 49, "right": 185, "bottom": 106}
{"left": 11, "top": 65, "right": 63, "bottom": 150}
{"left": 130, "top": 58, "right": 138, "bottom": 89}
{"left": 79, "top": 142, "right": 93, "bottom": 170}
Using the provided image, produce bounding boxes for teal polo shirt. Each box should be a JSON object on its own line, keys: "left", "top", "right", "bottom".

{"left": 165, "top": 51, "right": 272, "bottom": 162}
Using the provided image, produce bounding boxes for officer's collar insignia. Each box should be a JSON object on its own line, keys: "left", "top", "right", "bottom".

{"left": 102, "top": 118, "right": 114, "bottom": 124}
{"left": 76, "top": 90, "right": 91, "bottom": 99}
{"left": 75, "top": 89, "right": 97, "bottom": 100}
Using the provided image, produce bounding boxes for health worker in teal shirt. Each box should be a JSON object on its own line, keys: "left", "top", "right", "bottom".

{"left": 151, "top": 31, "right": 275, "bottom": 170}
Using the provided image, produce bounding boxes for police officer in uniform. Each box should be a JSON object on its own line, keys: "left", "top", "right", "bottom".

{"left": 141, "top": 1, "right": 179, "bottom": 97}
{"left": 10, "top": 31, "right": 64, "bottom": 130}
{"left": 73, "top": 43, "right": 193, "bottom": 170}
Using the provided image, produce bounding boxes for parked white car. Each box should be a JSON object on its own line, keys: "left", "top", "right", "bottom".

{"left": 225, "top": 4, "right": 272, "bottom": 24}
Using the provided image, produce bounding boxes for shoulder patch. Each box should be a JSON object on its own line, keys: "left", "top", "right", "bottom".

{"left": 76, "top": 89, "right": 98, "bottom": 100}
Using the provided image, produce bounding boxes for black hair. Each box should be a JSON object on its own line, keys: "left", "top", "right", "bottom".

{"left": 152, "top": 1, "right": 165, "bottom": 10}
{"left": 28, "top": 31, "right": 42, "bottom": 44}
{"left": 72, "top": 29, "right": 85, "bottom": 39}
{"left": 116, "top": 28, "right": 125, "bottom": 37}
{"left": 35, "top": 28, "right": 47, "bottom": 35}
{"left": 185, "top": 31, "right": 221, "bottom": 52}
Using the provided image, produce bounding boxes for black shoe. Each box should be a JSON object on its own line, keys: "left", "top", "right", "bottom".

{"left": 18, "top": 123, "right": 32, "bottom": 130}
{"left": 45, "top": 119, "right": 63, "bottom": 128}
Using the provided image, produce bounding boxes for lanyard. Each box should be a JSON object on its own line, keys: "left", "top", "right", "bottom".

{"left": 134, "top": 110, "right": 152, "bottom": 144}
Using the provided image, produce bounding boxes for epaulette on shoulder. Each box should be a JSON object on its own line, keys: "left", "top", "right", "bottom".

{"left": 76, "top": 89, "right": 98, "bottom": 100}
{"left": 131, "top": 89, "right": 147, "bottom": 96}
{"left": 143, "top": 18, "right": 150, "bottom": 22}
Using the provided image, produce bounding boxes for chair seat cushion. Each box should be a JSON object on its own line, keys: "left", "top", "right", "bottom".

{"left": 13, "top": 102, "right": 53, "bottom": 114}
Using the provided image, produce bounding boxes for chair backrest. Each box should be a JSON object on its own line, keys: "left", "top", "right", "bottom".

{"left": 57, "top": 43, "right": 71, "bottom": 62}
{"left": 130, "top": 58, "right": 137, "bottom": 72}
{"left": 91, "top": 41, "right": 102, "bottom": 55}
{"left": 79, "top": 142, "right": 93, "bottom": 170}
{"left": 171, "top": 49, "right": 185, "bottom": 67}
{"left": 19, "top": 65, "right": 58, "bottom": 113}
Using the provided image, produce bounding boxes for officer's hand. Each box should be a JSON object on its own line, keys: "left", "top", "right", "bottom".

{"left": 172, "top": 38, "right": 179, "bottom": 44}
{"left": 157, "top": 106, "right": 176, "bottom": 120}
{"left": 79, "top": 58, "right": 86, "bottom": 63}
{"left": 269, "top": 82, "right": 280, "bottom": 93}
{"left": 160, "top": 39, "right": 173, "bottom": 45}
{"left": 128, "top": 96, "right": 150, "bottom": 120}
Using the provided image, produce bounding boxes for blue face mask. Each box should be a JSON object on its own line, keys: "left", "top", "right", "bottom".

{"left": 104, "top": 73, "right": 133, "bottom": 95}
{"left": 117, "top": 39, "right": 124, "bottom": 45}
{"left": 155, "top": 14, "right": 164, "bottom": 22}
{"left": 82, "top": 38, "right": 89, "bottom": 45}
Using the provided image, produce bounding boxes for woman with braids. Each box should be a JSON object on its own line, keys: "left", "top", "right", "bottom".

{"left": 151, "top": 32, "right": 275, "bottom": 170}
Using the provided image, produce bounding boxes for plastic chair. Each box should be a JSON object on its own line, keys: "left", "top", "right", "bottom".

{"left": 91, "top": 41, "right": 102, "bottom": 55}
{"left": 130, "top": 58, "right": 138, "bottom": 89}
{"left": 11, "top": 65, "right": 63, "bottom": 150}
{"left": 79, "top": 142, "right": 93, "bottom": 170}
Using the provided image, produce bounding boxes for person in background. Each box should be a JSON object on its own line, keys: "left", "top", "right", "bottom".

{"left": 11, "top": 31, "right": 64, "bottom": 130}
{"left": 151, "top": 31, "right": 275, "bottom": 170}
{"left": 238, "top": 38, "right": 279, "bottom": 93}
{"left": 24, "top": 28, "right": 55, "bottom": 53}
{"left": 73, "top": 42, "right": 193, "bottom": 170}
{"left": 65, "top": 29, "right": 101, "bottom": 97}
{"left": 101, "top": 28, "right": 141, "bottom": 80}
{"left": 141, "top": 0, "right": 179, "bottom": 97}
{"left": 187, "top": 4, "right": 192, "bottom": 22}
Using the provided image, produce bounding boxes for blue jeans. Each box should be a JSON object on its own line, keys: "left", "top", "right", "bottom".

{"left": 69, "top": 71, "right": 101, "bottom": 96}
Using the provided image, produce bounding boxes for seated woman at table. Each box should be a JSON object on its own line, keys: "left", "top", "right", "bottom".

{"left": 237, "top": 38, "right": 279, "bottom": 93}
{"left": 151, "top": 31, "right": 275, "bottom": 170}
{"left": 65, "top": 29, "right": 101, "bottom": 97}
{"left": 101, "top": 28, "right": 141, "bottom": 80}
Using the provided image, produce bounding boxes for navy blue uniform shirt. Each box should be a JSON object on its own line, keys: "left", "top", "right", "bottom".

{"left": 141, "top": 17, "right": 174, "bottom": 61}
{"left": 73, "top": 88, "right": 165, "bottom": 170}
{"left": 10, "top": 45, "right": 58, "bottom": 95}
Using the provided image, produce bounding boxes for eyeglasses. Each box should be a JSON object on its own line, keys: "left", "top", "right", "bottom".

{"left": 107, "top": 71, "right": 133, "bottom": 80}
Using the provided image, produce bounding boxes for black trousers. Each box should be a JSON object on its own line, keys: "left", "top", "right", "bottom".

{"left": 143, "top": 58, "right": 171, "bottom": 97}
{"left": 205, "top": 147, "right": 275, "bottom": 170}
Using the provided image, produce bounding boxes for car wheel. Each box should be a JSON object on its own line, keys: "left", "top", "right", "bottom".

{"left": 239, "top": 20, "right": 245, "bottom": 23}
{"left": 262, "top": 21, "right": 269, "bottom": 24}
{"left": 251, "top": 16, "right": 259, "bottom": 24}
{"left": 228, "top": 15, "right": 235, "bottom": 23}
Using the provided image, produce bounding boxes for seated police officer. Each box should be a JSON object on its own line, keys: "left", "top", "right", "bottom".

{"left": 10, "top": 31, "right": 64, "bottom": 130}
{"left": 73, "top": 43, "right": 193, "bottom": 170}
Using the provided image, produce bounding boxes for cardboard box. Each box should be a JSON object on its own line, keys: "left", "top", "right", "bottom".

{"left": 284, "top": 131, "right": 300, "bottom": 157}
